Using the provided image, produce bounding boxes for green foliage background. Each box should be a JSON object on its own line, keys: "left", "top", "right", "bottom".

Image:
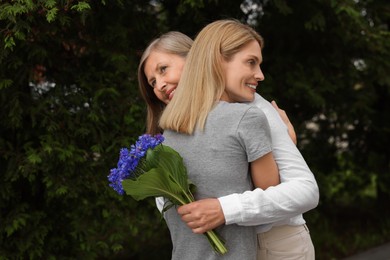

{"left": 0, "top": 0, "right": 389, "bottom": 259}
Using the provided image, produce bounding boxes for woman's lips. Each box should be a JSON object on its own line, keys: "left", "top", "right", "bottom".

{"left": 167, "top": 88, "right": 176, "bottom": 100}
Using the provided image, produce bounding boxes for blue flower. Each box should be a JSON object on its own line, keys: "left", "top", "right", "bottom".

{"left": 108, "top": 134, "right": 164, "bottom": 195}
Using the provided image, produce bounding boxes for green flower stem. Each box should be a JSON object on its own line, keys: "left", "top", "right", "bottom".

{"left": 205, "top": 230, "right": 228, "bottom": 255}
{"left": 183, "top": 191, "right": 195, "bottom": 204}
{"left": 168, "top": 176, "right": 195, "bottom": 203}
{"left": 179, "top": 194, "right": 227, "bottom": 255}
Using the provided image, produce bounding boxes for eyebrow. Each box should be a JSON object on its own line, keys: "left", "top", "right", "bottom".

{"left": 248, "top": 54, "right": 262, "bottom": 64}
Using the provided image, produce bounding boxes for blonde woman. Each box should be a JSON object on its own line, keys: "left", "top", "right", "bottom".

{"left": 139, "top": 21, "right": 317, "bottom": 259}
{"left": 158, "top": 19, "right": 279, "bottom": 259}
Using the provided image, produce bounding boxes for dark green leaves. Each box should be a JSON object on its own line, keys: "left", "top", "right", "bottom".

{"left": 122, "top": 145, "right": 194, "bottom": 205}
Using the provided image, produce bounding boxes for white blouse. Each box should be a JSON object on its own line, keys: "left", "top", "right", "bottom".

{"left": 218, "top": 93, "right": 319, "bottom": 232}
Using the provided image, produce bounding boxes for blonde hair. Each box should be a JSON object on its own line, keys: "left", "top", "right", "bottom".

{"left": 159, "top": 19, "right": 264, "bottom": 134}
{"left": 137, "top": 31, "right": 193, "bottom": 134}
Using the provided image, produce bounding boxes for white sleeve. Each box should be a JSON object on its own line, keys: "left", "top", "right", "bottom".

{"left": 155, "top": 196, "right": 164, "bottom": 213}
{"left": 218, "top": 93, "right": 319, "bottom": 225}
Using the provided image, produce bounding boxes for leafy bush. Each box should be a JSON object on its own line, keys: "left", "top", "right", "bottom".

{"left": 1, "top": 0, "right": 389, "bottom": 259}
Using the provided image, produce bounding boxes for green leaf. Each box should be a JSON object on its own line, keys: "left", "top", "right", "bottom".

{"left": 147, "top": 145, "right": 195, "bottom": 200}
{"left": 56, "top": 186, "right": 68, "bottom": 195}
{"left": 0, "top": 79, "right": 13, "bottom": 89}
{"left": 70, "top": 2, "right": 91, "bottom": 12}
{"left": 122, "top": 145, "right": 196, "bottom": 204}
{"left": 44, "top": 0, "right": 56, "bottom": 9}
{"left": 5, "top": 213, "right": 28, "bottom": 237}
{"left": 46, "top": 7, "right": 58, "bottom": 23}
{"left": 122, "top": 167, "right": 188, "bottom": 205}
{"left": 111, "top": 244, "right": 123, "bottom": 252}
{"left": 4, "top": 35, "right": 15, "bottom": 49}
{"left": 27, "top": 152, "right": 42, "bottom": 164}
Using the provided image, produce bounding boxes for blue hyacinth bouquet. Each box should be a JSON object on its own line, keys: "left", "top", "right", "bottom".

{"left": 108, "top": 134, "right": 227, "bottom": 255}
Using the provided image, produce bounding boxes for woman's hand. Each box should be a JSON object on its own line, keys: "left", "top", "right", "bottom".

{"left": 177, "top": 198, "right": 225, "bottom": 234}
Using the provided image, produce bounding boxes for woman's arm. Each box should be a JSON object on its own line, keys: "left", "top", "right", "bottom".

{"left": 250, "top": 152, "right": 279, "bottom": 190}
{"left": 219, "top": 94, "right": 318, "bottom": 226}
{"left": 271, "top": 100, "right": 297, "bottom": 145}
{"left": 178, "top": 95, "right": 318, "bottom": 232}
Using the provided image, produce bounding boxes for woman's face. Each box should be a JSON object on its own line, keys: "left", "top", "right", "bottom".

{"left": 221, "top": 40, "right": 264, "bottom": 103}
{"left": 144, "top": 50, "right": 186, "bottom": 105}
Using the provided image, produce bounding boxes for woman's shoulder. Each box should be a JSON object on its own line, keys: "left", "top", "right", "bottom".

{"left": 213, "top": 101, "right": 266, "bottom": 122}
{"left": 217, "top": 101, "right": 261, "bottom": 113}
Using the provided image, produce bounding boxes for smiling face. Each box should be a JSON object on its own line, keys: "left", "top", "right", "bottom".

{"left": 221, "top": 40, "right": 264, "bottom": 103}
{"left": 143, "top": 50, "right": 186, "bottom": 105}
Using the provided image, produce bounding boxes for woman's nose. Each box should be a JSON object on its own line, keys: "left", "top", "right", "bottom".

{"left": 255, "top": 67, "right": 265, "bottom": 82}
{"left": 155, "top": 78, "right": 166, "bottom": 91}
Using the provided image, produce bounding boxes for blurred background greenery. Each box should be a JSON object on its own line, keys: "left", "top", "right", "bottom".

{"left": 1, "top": 0, "right": 389, "bottom": 259}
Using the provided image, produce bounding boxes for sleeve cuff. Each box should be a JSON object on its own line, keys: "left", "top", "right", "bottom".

{"left": 155, "top": 196, "right": 164, "bottom": 213}
{"left": 218, "top": 193, "right": 243, "bottom": 225}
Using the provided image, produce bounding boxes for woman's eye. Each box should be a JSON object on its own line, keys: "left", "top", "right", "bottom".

{"left": 248, "top": 59, "right": 255, "bottom": 65}
{"left": 160, "top": 66, "right": 167, "bottom": 73}
{"left": 151, "top": 80, "right": 156, "bottom": 88}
